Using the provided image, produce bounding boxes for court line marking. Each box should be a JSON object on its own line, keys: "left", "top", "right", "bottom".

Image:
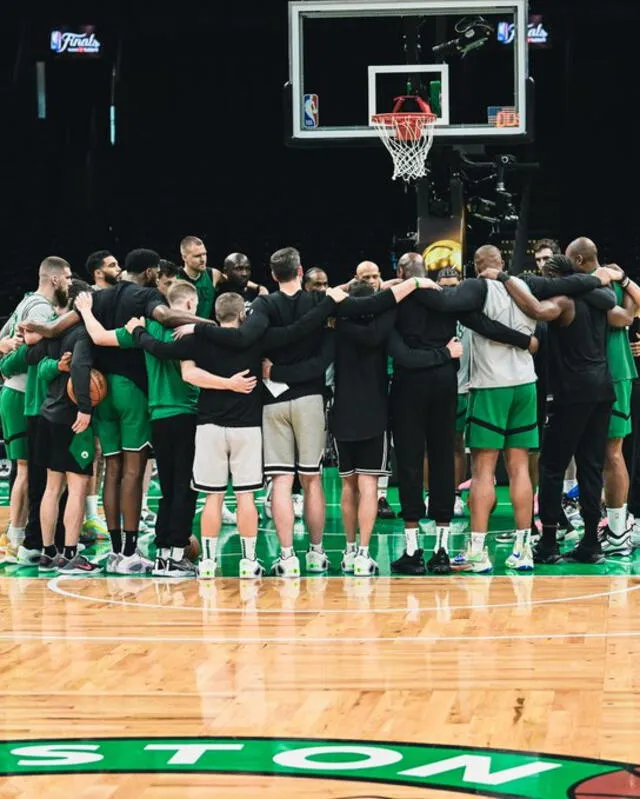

{"left": 1, "top": 629, "right": 639, "bottom": 644}
{"left": 45, "top": 576, "right": 640, "bottom": 615}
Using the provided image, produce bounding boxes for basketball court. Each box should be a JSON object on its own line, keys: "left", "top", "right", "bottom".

{"left": 2, "top": 1, "right": 640, "bottom": 797}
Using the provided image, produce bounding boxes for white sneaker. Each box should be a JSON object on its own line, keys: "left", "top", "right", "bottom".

{"left": 353, "top": 553, "right": 379, "bottom": 576}
{"left": 292, "top": 493, "right": 304, "bottom": 519}
{"left": 16, "top": 546, "right": 42, "bottom": 566}
{"left": 305, "top": 548, "right": 329, "bottom": 573}
{"left": 453, "top": 494, "right": 465, "bottom": 517}
{"left": 114, "top": 551, "right": 152, "bottom": 574}
{"left": 271, "top": 554, "right": 301, "bottom": 577}
{"left": 632, "top": 518, "right": 640, "bottom": 549}
{"left": 106, "top": 552, "right": 123, "bottom": 573}
{"left": 451, "top": 546, "right": 493, "bottom": 574}
{"left": 239, "top": 558, "right": 266, "bottom": 578}
{"left": 221, "top": 504, "right": 237, "bottom": 525}
{"left": 198, "top": 558, "right": 217, "bottom": 579}
{"left": 341, "top": 548, "right": 357, "bottom": 573}
{"left": 505, "top": 545, "right": 534, "bottom": 572}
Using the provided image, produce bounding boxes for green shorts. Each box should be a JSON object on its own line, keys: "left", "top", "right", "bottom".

{"left": 456, "top": 393, "right": 468, "bottom": 435}
{"left": 467, "top": 382, "right": 539, "bottom": 450}
{"left": 608, "top": 379, "right": 632, "bottom": 439}
{"left": 0, "top": 386, "right": 28, "bottom": 461}
{"left": 94, "top": 374, "right": 151, "bottom": 456}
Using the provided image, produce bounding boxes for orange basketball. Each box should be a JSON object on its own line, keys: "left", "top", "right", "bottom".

{"left": 572, "top": 766, "right": 640, "bottom": 797}
{"left": 67, "top": 369, "right": 108, "bottom": 407}
{"left": 185, "top": 535, "right": 201, "bottom": 562}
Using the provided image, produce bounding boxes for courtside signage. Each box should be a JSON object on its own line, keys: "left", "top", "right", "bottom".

{"left": 1, "top": 737, "right": 638, "bottom": 797}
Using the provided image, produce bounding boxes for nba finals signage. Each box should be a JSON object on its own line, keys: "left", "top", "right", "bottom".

{"left": 1, "top": 737, "right": 638, "bottom": 797}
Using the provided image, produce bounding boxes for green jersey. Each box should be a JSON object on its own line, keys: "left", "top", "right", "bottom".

{"left": 177, "top": 267, "right": 215, "bottom": 319}
{"left": 0, "top": 341, "right": 59, "bottom": 417}
{"left": 607, "top": 283, "right": 638, "bottom": 382}
{"left": 121, "top": 321, "right": 198, "bottom": 421}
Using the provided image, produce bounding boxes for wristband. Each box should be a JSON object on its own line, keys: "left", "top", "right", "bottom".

{"left": 414, "top": 278, "right": 420, "bottom": 289}
{"left": 496, "top": 271, "right": 511, "bottom": 283}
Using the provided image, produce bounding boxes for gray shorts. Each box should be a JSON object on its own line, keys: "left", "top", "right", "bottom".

{"left": 262, "top": 394, "right": 325, "bottom": 476}
{"left": 191, "top": 423, "right": 263, "bottom": 494}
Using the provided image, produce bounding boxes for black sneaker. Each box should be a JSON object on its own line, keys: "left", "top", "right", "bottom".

{"left": 152, "top": 555, "right": 168, "bottom": 576}
{"left": 38, "top": 552, "right": 58, "bottom": 573}
{"left": 563, "top": 544, "right": 605, "bottom": 564}
{"left": 532, "top": 543, "right": 563, "bottom": 564}
{"left": 58, "top": 554, "right": 103, "bottom": 574}
{"left": 165, "top": 557, "right": 197, "bottom": 578}
{"left": 391, "top": 549, "right": 426, "bottom": 575}
{"left": 426, "top": 547, "right": 451, "bottom": 574}
{"left": 377, "top": 497, "right": 395, "bottom": 520}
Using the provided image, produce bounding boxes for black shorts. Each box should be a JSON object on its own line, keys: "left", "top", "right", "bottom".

{"left": 336, "top": 433, "right": 390, "bottom": 477}
{"left": 35, "top": 419, "right": 94, "bottom": 477}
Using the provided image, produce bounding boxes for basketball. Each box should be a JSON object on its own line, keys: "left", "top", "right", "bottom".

{"left": 572, "top": 766, "right": 640, "bottom": 797}
{"left": 67, "top": 369, "right": 108, "bottom": 407}
{"left": 185, "top": 535, "right": 201, "bottom": 562}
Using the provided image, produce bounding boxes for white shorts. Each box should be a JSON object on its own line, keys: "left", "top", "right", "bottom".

{"left": 191, "top": 423, "right": 263, "bottom": 494}
{"left": 262, "top": 394, "right": 325, "bottom": 476}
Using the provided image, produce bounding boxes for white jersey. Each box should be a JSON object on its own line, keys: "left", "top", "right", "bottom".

{"left": 468, "top": 279, "right": 536, "bottom": 390}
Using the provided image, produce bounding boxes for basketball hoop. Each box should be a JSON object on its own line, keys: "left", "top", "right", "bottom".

{"left": 371, "top": 95, "right": 437, "bottom": 182}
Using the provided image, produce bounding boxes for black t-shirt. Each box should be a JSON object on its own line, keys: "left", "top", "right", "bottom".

{"left": 216, "top": 280, "right": 261, "bottom": 311}
{"left": 331, "top": 310, "right": 396, "bottom": 441}
{"left": 40, "top": 324, "right": 94, "bottom": 425}
{"left": 547, "top": 296, "right": 615, "bottom": 404}
{"left": 131, "top": 329, "right": 263, "bottom": 427}
{"left": 91, "top": 282, "right": 166, "bottom": 393}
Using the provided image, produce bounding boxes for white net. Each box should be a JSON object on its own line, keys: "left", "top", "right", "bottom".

{"left": 371, "top": 112, "right": 437, "bottom": 182}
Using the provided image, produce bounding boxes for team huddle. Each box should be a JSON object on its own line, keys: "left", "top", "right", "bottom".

{"left": 0, "top": 234, "right": 638, "bottom": 578}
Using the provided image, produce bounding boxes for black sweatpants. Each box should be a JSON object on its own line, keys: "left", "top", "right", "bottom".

{"left": 623, "top": 380, "right": 640, "bottom": 517}
{"left": 152, "top": 414, "right": 198, "bottom": 550}
{"left": 539, "top": 400, "right": 612, "bottom": 542}
{"left": 24, "top": 416, "right": 66, "bottom": 551}
{"left": 390, "top": 363, "right": 457, "bottom": 524}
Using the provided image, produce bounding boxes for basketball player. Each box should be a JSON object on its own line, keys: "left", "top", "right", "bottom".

{"left": 518, "top": 254, "right": 617, "bottom": 563}
{"left": 389, "top": 251, "right": 539, "bottom": 576}
{"left": 216, "top": 252, "right": 268, "bottom": 309}
{"left": 565, "top": 238, "right": 640, "bottom": 556}
{"left": 624, "top": 318, "right": 640, "bottom": 548}
{"left": 532, "top": 238, "right": 561, "bottom": 274}
{"left": 75, "top": 283, "right": 200, "bottom": 577}
{"left": 302, "top": 268, "right": 329, "bottom": 293}
{"left": 157, "top": 259, "right": 179, "bottom": 297}
{"left": 33, "top": 279, "right": 101, "bottom": 574}
{"left": 355, "top": 261, "right": 382, "bottom": 291}
{"left": 24, "top": 248, "right": 212, "bottom": 573}
{"left": 0, "top": 257, "right": 73, "bottom": 565}
{"left": 85, "top": 250, "right": 121, "bottom": 289}
{"left": 133, "top": 289, "right": 342, "bottom": 576}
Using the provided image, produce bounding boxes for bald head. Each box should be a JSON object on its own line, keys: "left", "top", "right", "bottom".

{"left": 473, "top": 245, "right": 504, "bottom": 275}
{"left": 355, "top": 260, "right": 381, "bottom": 290}
{"left": 565, "top": 237, "right": 598, "bottom": 272}
{"left": 397, "top": 252, "right": 426, "bottom": 279}
{"left": 223, "top": 251, "right": 251, "bottom": 288}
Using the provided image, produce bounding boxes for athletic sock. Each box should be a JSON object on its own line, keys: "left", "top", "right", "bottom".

{"left": 85, "top": 494, "right": 98, "bottom": 517}
{"left": 281, "top": 546, "right": 294, "bottom": 559}
{"left": 606, "top": 505, "right": 627, "bottom": 535}
{"left": 470, "top": 532, "right": 485, "bottom": 554}
{"left": 357, "top": 545, "right": 369, "bottom": 558}
{"left": 404, "top": 527, "right": 419, "bottom": 556}
{"left": 309, "top": 542, "right": 324, "bottom": 554}
{"left": 64, "top": 545, "right": 77, "bottom": 560}
{"left": 159, "top": 547, "right": 170, "bottom": 560}
{"left": 44, "top": 544, "right": 57, "bottom": 558}
{"left": 123, "top": 530, "right": 138, "bottom": 557}
{"left": 436, "top": 525, "right": 450, "bottom": 553}
{"left": 563, "top": 478, "right": 577, "bottom": 493}
{"left": 377, "top": 474, "right": 389, "bottom": 499}
{"left": 202, "top": 537, "right": 217, "bottom": 561}
{"left": 109, "top": 529, "right": 122, "bottom": 554}
{"left": 8, "top": 525, "right": 25, "bottom": 547}
{"left": 170, "top": 547, "right": 184, "bottom": 562}
{"left": 345, "top": 541, "right": 357, "bottom": 554}
{"left": 241, "top": 536, "right": 257, "bottom": 560}
{"left": 514, "top": 528, "right": 530, "bottom": 551}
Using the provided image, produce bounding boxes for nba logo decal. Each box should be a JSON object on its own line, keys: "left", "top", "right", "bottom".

{"left": 303, "top": 93, "right": 319, "bottom": 128}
